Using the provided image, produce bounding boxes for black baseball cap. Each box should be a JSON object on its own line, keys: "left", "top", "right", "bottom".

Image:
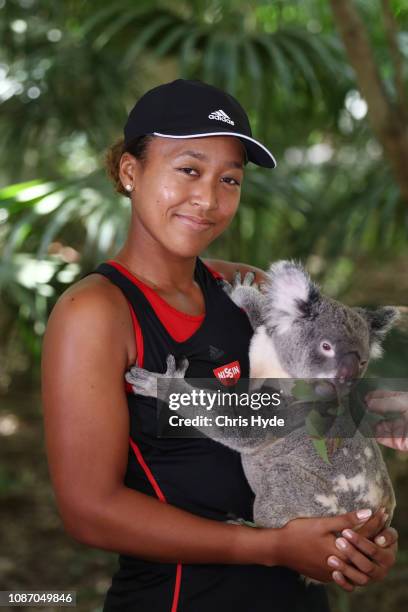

{"left": 124, "top": 79, "right": 276, "bottom": 168}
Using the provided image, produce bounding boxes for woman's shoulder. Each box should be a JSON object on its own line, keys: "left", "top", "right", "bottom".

{"left": 55, "top": 272, "right": 127, "bottom": 319}
{"left": 45, "top": 272, "right": 136, "bottom": 365}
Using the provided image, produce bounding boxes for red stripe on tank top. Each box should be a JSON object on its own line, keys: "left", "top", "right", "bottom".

{"left": 128, "top": 436, "right": 183, "bottom": 612}
{"left": 201, "top": 262, "right": 224, "bottom": 280}
{"left": 124, "top": 291, "right": 182, "bottom": 612}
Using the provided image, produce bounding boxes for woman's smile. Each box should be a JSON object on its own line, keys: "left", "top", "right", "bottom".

{"left": 172, "top": 212, "right": 216, "bottom": 231}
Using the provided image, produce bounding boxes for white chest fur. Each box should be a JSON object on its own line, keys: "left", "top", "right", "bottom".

{"left": 249, "top": 325, "right": 290, "bottom": 379}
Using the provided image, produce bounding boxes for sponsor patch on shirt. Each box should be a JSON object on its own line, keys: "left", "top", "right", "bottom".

{"left": 213, "top": 360, "right": 241, "bottom": 386}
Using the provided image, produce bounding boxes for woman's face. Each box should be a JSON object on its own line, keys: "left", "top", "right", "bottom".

{"left": 120, "top": 135, "right": 245, "bottom": 258}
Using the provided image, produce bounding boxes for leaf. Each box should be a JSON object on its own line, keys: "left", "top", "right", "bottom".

{"left": 93, "top": 5, "right": 152, "bottom": 50}
{"left": 0, "top": 180, "right": 44, "bottom": 201}
{"left": 179, "top": 29, "right": 206, "bottom": 77}
{"left": 224, "top": 36, "right": 240, "bottom": 96}
{"left": 311, "top": 437, "right": 331, "bottom": 464}
{"left": 306, "top": 408, "right": 331, "bottom": 438}
{"left": 277, "top": 32, "right": 321, "bottom": 98}
{"left": 292, "top": 380, "right": 319, "bottom": 401}
{"left": 255, "top": 34, "right": 295, "bottom": 94}
{"left": 78, "top": 4, "right": 127, "bottom": 38}
{"left": 243, "top": 40, "right": 263, "bottom": 108}
{"left": 203, "top": 32, "right": 225, "bottom": 83}
{"left": 327, "top": 436, "right": 343, "bottom": 459}
{"left": 154, "top": 24, "right": 190, "bottom": 57}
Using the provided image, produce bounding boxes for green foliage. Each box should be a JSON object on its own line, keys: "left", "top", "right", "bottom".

{"left": 1, "top": 0, "right": 407, "bottom": 375}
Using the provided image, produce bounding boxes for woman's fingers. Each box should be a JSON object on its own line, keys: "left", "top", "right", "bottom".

{"left": 373, "top": 526, "right": 399, "bottom": 548}
{"left": 365, "top": 390, "right": 408, "bottom": 414}
{"left": 331, "top": 571, "right": 355, "bottom": 592}
{"left": 376, "top": 420, "right": 408, "bottom": 451}
{"left": 354, "top": 508, "right": 387, "bottom": 539}
{"left": 327, "top": 553, "right": 375, "bottom": 586}
{"left": 327, "top": 537, "right": 381, "bottom": 583}
{"left": 326, "top": 508, "right": 376, "bottom": 534}
{"left": 327, "top": 526, "right": 398, "bottom": 587}
{"left": 338, "top": 527, "right": 398, "bottom": 573}
{"left": 364, "top": 390, "right": 408, "bottom": 450}
{"left": 365, "top": 389, "right": 401, "bottom": 403}
{"left": 367, "top": 526, "right": 398, "bottom": 565}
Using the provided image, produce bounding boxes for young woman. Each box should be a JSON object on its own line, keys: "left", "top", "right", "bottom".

{"left": 42, "top": 79, "right": 398, "bottom": 612}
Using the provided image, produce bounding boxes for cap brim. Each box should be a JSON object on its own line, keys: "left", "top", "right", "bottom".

{"left": 153, "top": 131, "right": 277, "bottom": 168}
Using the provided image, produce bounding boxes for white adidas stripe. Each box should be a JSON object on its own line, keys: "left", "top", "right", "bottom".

{"left": 153, "top": 131, "right": 277, "bottom": 167}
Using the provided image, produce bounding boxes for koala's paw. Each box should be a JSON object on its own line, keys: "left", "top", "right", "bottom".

{"left": 221, "top": 271, "right": 260, "bottom": 299}
{"left": 125, "top": 366, "right": 160, "bottom": 398}
{"left": 125, "top": 355, "right": 189, "bottom": 398}
{"left": 232, "top": 270, "right": 259, "bottom": 290}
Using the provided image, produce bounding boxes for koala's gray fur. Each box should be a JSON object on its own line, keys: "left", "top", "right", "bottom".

{"left": 125, "top": 260, "right": 398, "bottom": 530}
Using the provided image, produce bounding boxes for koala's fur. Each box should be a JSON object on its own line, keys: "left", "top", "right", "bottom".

{"left": 126, "top": 260, "right": 398, "bottom": 529}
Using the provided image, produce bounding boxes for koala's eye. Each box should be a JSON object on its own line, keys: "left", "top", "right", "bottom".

{"left": 320, "top": 341, "right": 335, "bottom": 357}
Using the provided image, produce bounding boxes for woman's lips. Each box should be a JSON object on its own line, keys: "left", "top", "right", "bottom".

{"left": 174, "top": 214, "right": 215, "bottom": 231}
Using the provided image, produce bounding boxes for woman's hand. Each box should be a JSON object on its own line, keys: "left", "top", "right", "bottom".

{"left": 328, "top": 524, "right": 398, "bottom": 592}
{"left": 365, "top": 390, "right": 408, "bottom": 451}
{"left": 257, "top": 508, "right": 397, "bottom": 592}
{"left": 256, "top": 509, "right": 381, "bottom": 586}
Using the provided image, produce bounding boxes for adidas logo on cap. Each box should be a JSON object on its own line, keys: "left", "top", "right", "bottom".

{"left": 208, "top": 109, "right": 235, "bottom": 125}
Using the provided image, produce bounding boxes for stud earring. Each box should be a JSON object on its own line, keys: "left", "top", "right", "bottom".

{"left": 125, "top": 184, "right": 133, "bottom": 192}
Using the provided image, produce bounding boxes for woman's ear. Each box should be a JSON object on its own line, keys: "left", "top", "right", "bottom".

{"left": 119, "top": 152, "right": 142, "bottom": 193}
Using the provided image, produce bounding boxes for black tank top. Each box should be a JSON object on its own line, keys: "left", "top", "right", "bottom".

{"left": 93, "top": 258, "right": 330, "bottom": 612}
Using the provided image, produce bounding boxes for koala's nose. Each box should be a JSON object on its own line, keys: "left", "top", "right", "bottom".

{"left": 337, "top": 352, "right": 360, "bottom": 381}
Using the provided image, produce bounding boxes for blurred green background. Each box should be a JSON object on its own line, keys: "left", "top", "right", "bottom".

{"left": 0, "top": 0, "right": 407, "bottom": 610}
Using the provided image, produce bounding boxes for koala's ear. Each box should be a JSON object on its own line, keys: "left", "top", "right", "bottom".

{"left": 355, "top": 306, "right": 400, "bottom": 359}
{"left": 263, "top": 260, "right": 320, "bottom": 334}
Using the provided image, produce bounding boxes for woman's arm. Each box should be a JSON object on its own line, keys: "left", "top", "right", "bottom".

{"left": 41, "top": 280, "right": 396, "bottom": 587}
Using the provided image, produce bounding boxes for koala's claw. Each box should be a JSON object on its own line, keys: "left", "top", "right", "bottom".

{"left": 164, "top": 354, "right": 177, "bottom": 376}
{"left": 232, "top": 270, "right": 242, "bottom": 287}
{"left": 242, "top": 271, "right": 255, "bottom": 286}
{"left": 176, "top": 357, "right": 189, "bottom": 376}
{"left": 125, "top": 366, "right": 159, "bottom": 397}
{"left": 165, "top": 354, "right": 189, "bottom": 377}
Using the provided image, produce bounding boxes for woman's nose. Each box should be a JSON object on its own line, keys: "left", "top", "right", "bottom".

{"left": 190, "top": 182, "right": 219, "bottom": 210}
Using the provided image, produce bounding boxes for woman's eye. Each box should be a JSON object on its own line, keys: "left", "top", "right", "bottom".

{"left": 221, "top": 177, "right": 241, "bottom": 186}
{"left": 178, "top": 167, "right": 198, "bottom": 176}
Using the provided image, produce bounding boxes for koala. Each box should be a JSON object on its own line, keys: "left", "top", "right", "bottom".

{"left": 125, "top": 260, "right": 399, "bottom": 531}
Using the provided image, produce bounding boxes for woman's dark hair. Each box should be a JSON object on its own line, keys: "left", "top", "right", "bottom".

{"left": 105, "top": 135, "right": 154, "bottom": 198}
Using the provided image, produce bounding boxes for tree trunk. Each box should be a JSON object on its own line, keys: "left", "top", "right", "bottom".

{"left": 330, "top": 0, "right": 408, "bottom": 204}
